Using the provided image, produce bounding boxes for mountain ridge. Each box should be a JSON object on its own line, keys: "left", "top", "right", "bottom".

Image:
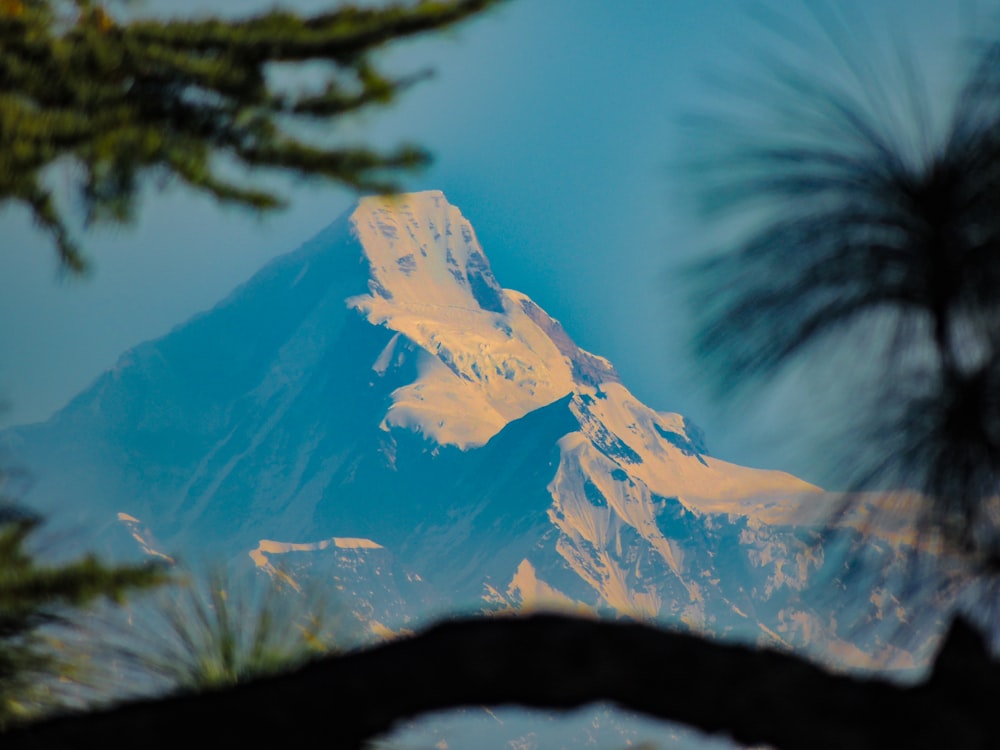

{"left": 3, "top": 190, "right": 941, "bottom": 672}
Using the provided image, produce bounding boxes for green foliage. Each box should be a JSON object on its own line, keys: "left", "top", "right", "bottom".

{"left": 0, "top": 490, "right": 166, "bottom": 727}
{"left": 126, "top": 567, "right": 347, "bottom": 692}
{"left": 0, "top": 0, "right": 501, "bottom": 271}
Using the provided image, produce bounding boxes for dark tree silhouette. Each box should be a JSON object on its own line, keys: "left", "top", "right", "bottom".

{"left": 683, "top": 7, "right": 1000, "bottom": 595}
{"left": 1, "top": 612, "right": 998, "bottom": 750}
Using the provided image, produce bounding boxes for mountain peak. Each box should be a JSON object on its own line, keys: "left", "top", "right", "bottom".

{"left": 346, "top": 191, "right": 617, "bottom": 449}
{"left": 9, "top": 188, "right": 929, "bottom": 678}
{"left": 351, "top": 191, "right": 505, "bottom": 314}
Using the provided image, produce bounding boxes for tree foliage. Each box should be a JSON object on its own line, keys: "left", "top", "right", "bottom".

{"left": 684, "top": 8, "right": 1000, "bottom": 578}
{"left": 121, "top": 566, "right": 347, "bottom": 693}
{"left": 0, "top": 0, "right": 501, "bottom": 271}
{"left": 0, "top": 477, "right": 166, "bottom": 728}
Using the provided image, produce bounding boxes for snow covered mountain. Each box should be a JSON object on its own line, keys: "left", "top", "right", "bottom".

{"left": 3, "top": 191, "right": 939, "bottom": 668}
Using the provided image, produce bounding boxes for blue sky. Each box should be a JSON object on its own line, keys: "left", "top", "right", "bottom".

{"left": 0, "top": 0, "right": 985, "bottom": 484}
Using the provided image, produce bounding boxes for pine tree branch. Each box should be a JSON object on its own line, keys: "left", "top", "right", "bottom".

{"left": 0, "top": 0, "right": 504, "bottom": 271}
{"left": 3, "top": 612, "right": 997, "bottom": 749}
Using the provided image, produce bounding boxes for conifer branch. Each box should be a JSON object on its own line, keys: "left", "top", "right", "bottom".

{"left": 0, "top": 0, "right": 503, "bottom": 271}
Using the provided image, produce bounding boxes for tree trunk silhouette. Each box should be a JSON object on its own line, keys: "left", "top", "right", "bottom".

{"left": 2, "top": 613, "right": 996, "bottom": 749}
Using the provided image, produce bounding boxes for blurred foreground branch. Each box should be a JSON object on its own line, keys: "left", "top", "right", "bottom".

{"left": 2, "top": 612, "right": 997, "bottom": 750}
{"left": 0, "top": 0, "right": 502, "bottom": 271}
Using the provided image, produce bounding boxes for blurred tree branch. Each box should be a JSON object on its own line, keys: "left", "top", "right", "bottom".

{"left": 0, "top": 472, "right": 166, "bottom": 728}
{"left": 684, "top": 6, "right": 1000, "bottom": 582}
{"left": 2, "top": 612, "right": 998, "bottom": 749}
{"left": 0, "top": 0, "right": 502, "bottom": 272}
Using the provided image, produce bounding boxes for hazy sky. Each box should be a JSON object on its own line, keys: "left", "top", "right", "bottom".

{"left": 0, "top": 0, "right": 985, "bottom": 484}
